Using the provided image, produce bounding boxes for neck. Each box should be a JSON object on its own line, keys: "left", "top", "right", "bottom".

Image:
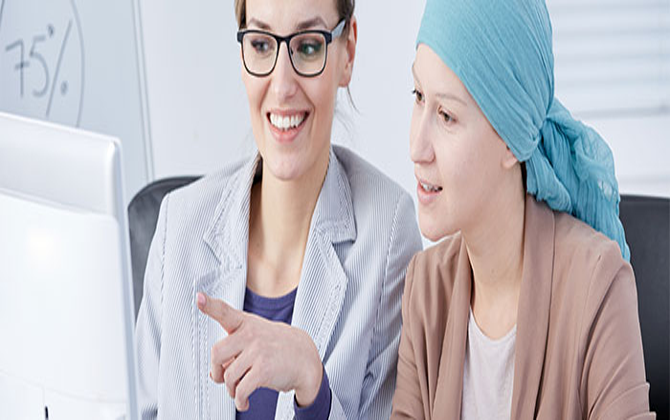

{"left": 463, "top": 180, "right": 526, "bottom": 339}
{"left": 247, "top": 150, "right": 330, "bottom": 294}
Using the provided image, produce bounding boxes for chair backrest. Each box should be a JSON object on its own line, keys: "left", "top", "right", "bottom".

{"left": 127, "top": 176, "right": 201, "bottom": 317}
{"left": 619, "top": 194, "right": 669, "bottom": 419}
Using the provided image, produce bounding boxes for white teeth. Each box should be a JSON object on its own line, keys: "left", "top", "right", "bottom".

{"left": 270, "top": 113, "right": 306, "bottom": 131}
{"left": 421, "top": 181, "right": 442, "bottom": 193}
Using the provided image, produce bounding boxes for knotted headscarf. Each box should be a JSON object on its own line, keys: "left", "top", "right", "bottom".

{"left": 417, "top": 0, "right": 630, "bottom": 260}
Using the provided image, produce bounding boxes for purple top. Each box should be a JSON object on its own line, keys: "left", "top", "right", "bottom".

{"left": 236, "top": 287, "right": 331, "bottom": 420}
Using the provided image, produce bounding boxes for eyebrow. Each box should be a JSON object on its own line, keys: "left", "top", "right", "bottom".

{"left": 296, "top": 17, "right": 328, "bottom": 31}
{"left": 246, "top": 17, "right": 329, "bottom": 32}
{"left": 246, "top": 18, "right": 272, "bottom": 30}
{"left": 411, "top": 63, "right": 468, "bottom": 107}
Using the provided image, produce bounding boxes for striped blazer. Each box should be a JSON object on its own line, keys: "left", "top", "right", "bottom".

{"left": 135, "top": 145, "right": 423, "bottom": 420}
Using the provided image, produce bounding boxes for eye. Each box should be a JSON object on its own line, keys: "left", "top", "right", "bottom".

{"left": 249, "top": 37, "right": 272, "bottom": 54}
{"left": 439, "top": 109, "right": 455, "bottom": 125}
{"left": 252, "top": 40, "right": 268, "bottom": 52}
{"left": 412, "top": 88, "right": 424, "bottom": 104}
{"left": 293, "top": 35, "right": 325, "bottom": 61}
{"left": 297, "top": 40, "right": 323, "bottom": 57}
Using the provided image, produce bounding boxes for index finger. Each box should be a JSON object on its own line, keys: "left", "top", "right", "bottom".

{"left": 196, "top": 292, "right": 244, "bottom": 333}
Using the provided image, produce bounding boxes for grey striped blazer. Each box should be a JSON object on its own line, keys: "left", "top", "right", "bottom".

{"left": 135, "top": 145, "right": 423, "bottom": 420}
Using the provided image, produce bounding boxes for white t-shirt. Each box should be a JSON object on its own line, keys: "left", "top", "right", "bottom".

{"left": 461, "top": 308, "right": 517, "bottom": 420}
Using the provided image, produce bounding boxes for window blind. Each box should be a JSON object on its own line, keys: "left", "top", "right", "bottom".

{"left": 547, "top": 0, "right": 670, "bottom": 118}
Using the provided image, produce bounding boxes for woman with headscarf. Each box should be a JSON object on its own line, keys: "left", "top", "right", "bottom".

{"left": 391, "top": 0, "right": 653, "bottom": 418}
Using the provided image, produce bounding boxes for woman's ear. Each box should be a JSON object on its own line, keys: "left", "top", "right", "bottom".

{"left": 339, "top": 16, "right": 358, "bottom": 87}
{"left": 502, "top": 145, "right": 519, "bottom": 170}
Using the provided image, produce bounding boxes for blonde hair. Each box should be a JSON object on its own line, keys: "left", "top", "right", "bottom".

{"left": 234, "top": 0, "right": 355, "bottom": 34}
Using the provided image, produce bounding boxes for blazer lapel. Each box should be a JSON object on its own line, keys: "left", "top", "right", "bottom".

{"left": 202, "top": 152, "right": 260, "bottom": 275}
{"left": 275, "top": 149, "right": 357, "bottom": 419}
{"left": 510, "top": 195, "right": 556, "bottom": 419}
{"left": 192, "top": 267, "right": 243, "bottom": 419}
{"left": 432, "top": 237, "right": 472, "bottom": 419}
{"left": 194, "top": 152, "right": 261, "bottom": 419}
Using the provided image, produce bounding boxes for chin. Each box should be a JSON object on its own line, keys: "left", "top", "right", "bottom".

{"left": 418, "top": 213, "right": 456, "bottom": 243}
{"left": 265, "top": 158, "right": 305, "bottom": 181}
{"left": 418, "top": 221, "right": 446, "bottom": 242}
{"left": 420, "top": 227, "right": 448, "bottom": 243}
{"left": 266, "top": 153, "right": 308, "bottom": 181}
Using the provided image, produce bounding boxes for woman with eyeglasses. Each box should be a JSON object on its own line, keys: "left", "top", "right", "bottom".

{"left": 391, "top": 0, "right": 653, "bottom": 419}
{"left": 135, "top": 0, "right": 422, "bottom": 419}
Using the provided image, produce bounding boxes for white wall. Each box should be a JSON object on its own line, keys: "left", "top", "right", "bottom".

{"left": 139, "top": 0, "right": 669, "bottom": 206}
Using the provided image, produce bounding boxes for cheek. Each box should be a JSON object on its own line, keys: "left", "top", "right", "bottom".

{"left": 313, "top": 85, "right": 335, "bottom": 117}
{"left": 314, "top": 49, "right": 345, "bottom": 111}
{"left": 242, "top": 74, "right": 271, "bottom": 158}
{"left": 409, "top": 106, "right": 420, "bottom": 146}
{"left": 432, "top": 135, "right": 480, "bottom": 221}
{"left": 434, "top": 139, "right": 469, "bottom": 188}
{"left": 438, "top": 131, "right": 504, "bottom": 228}
{"left": 304, "top": 79, "right": 337, "bottom": 134}
{"left": 242, "top": 74, "right": 265, "bottom": 117}
{"left": 467, "top": 129, "right": 506, "bottom": 192}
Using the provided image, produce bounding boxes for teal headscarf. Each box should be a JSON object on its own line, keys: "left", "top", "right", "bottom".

{"left": 417, "top": 0, "right": 630, "bottom": 260}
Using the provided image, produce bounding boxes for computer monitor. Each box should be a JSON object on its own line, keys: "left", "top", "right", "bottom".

{"left": 0, "top": 112, "right": 139, "bottom": 420}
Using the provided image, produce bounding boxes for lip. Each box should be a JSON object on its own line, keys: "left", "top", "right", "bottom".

{"left": 415, "top": 176, "right": 442, "bottom": 205}
{"left": 266, "top": 110, "right": 310, "bottom": 144}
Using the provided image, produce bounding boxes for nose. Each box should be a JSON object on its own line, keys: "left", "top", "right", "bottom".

{"left": 271, "top": 42, "right": 299, "bottom": 102}
{"left": 410, "top": 107, "right": 435, "bottom": 165}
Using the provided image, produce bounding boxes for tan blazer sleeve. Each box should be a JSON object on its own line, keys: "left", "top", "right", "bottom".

{"left": 581, "top": 248, "right": 654, "bottom": 420}
{"left": 391, "top": 256, "right": 427, "bottom": 420}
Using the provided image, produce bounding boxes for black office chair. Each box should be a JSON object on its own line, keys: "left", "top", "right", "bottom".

{"left": 127, "top": 176, "right": 201, "bottom": 318}
{"left": 619, "top": 194, "right": 670, "bottom": 420}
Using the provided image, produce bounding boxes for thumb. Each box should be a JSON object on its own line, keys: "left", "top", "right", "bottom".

{"left": 196, "top": 292, "right": 244, "bottom": 333}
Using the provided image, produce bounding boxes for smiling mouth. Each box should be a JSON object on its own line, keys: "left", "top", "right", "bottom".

{"left": 420, "top": 180, "right": 443, "bottom": 193}
{"left": 267, "top": 112, "right": 309, "bottom": 131}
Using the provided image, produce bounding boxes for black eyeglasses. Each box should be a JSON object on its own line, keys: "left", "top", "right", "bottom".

{"left": 236, "top": 19, "right": 346, "bottom": 78}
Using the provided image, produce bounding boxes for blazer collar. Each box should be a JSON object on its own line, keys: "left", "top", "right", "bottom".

{"left": 510, "top": 194, "right": 555, "bottom": 419}
{"left": 433, "top": 236, "right": 472, "bottom": 418}
{"left": 198, "top": 147, "right": 357, "bottom": 420}
{"left": 203, "top": 146, "right": 357, "bottom": 274}
{"left": 275, "top": 162, "right": 357, "bottom": 417}
{"left": 433, "top": 194, "right": 556, "bottom": 419}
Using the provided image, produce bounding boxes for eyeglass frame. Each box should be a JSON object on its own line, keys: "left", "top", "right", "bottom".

{"left": 236, "top": 19, "right": 347, "bottom": 78}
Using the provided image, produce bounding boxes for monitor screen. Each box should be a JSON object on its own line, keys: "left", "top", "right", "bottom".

{"left": 0, "top": 112, "right": 139, "bottom": 420}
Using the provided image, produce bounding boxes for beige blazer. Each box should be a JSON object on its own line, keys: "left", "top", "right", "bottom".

{"left": 391, "top": 194, "right": 653, "bottom": 419}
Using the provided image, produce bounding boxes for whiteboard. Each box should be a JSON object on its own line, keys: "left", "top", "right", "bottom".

{"left": 0, "top": 0, "right": 150, "bottom": 202}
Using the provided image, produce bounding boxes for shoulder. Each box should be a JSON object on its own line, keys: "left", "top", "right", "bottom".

{"left": 404, "top": 233, "right": 464, "bottom": 315}
{"left": 550, "top": 210, "right": 635, "bottom": 321}
{"left": 333, "top": 145, "right": 416, "bottom": 227}
{"left": 167, "top": 155, "right": 248, "bottom": 206}
{"left": 158, "top": 155, "right": 251, "bottom": 236}
{"left": 334, "top": 145, "right": 409, "bottom": 203}
{"left": 332, "top": 146, "right": 422, "bottom": 271}
{"left": 553, "top": 211, "right": 631, "bottom": 284}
